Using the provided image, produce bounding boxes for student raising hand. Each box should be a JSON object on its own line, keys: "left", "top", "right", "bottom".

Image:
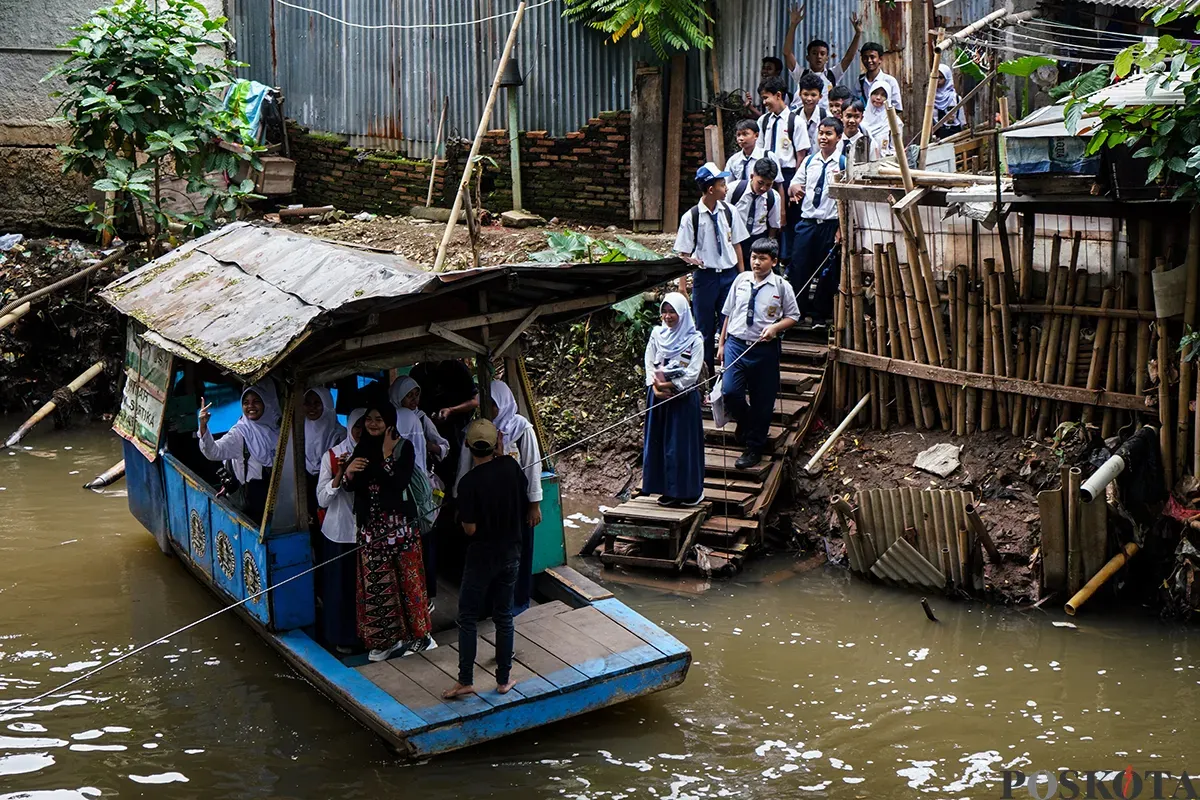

{"left": 790, "top": 3, "right": 804, "bottom": 25}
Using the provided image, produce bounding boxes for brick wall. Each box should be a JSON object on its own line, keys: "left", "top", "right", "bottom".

{"left": 289, "top": 110, "right": 711, "bottom": 229}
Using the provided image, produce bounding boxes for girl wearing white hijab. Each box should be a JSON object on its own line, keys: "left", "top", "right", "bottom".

{"left": 641, "top": 292, "right": 706, "bottom": 506}
{"left": 303, "top": 387, "right": 346, "bottom": 529}
{"left": 389, "top": 376, "right": 450, "bottom": 467}
{"left": 386, "top": 377, "right": 431, "bottom": 478}
{"left": 454, "top": 378, "right": 544, "bottom": 612}
{"left": 862, "top": 80, "right": 903, "bottom": 158}
{"left": 933, "top": 64, "right": 965, "bottom": 136}
{"left": 315, "top": 408, "right": 365, "bottom": 651}
{"left": 198, "top": 380, "right": 281, "bottom": 522}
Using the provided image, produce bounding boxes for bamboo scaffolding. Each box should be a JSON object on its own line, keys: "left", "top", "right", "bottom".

{"left": 1179, "top": 209, "right": 1200, "bottom": 480}
{"left": 987, "top": 271, "right": 1009, "bottom": 428}
{"left": 873, "top": 247, "right": 890, "bottom": 430}
{"left": 895, "top": 248, "right": 939, "bottom": 429}
{"left": 1135, "top": 220, "right": 1153, "bottom": 398}
{"left": 1011, "top": 215, "right": 1033, "bottom": 436}
{"left": 1081, "top": 287, "right": 1115, "bottom": 427}
{"left": 981, "top": 261, "right": 995, "bottom": 432}
{"left": 994, "top": 257, "right": 1016, "bottom": 417}
{"left": 966, "top": 263, "right": 980, "bottom": 434}
{"left": 1067, "top": 466, "right": 1084, "bottom": 595}
{"left": 886, "top": 244, "right": 926, "bottom": 428}
{"left": 850, "top": 251, "right": 868, "bottom": 406}
{"left": 879, "top": 246, "right": 910, "bottom": 427}
{"left": 865, "top": 316, "right": 881, "bottom": 430}
{"left": 1102, "top": 274, "right": 1128, "bottom": 439}
{"left": 1035, "top": 257, "right": 1072, "bottom": 439}
{"left": 835, "top": 200, "right": 852, "bottom": 415}
{"left": 955, "top": 265, "right": 968, "bottom": 436}
{"left": 1059, "top": 270, "right": 1089, "bottom": 424}
{"left": 1028, "top": 237, "right": 1062, "bottom": 437}
{"left": 1155, "top": 256, "right": 1173, "bottom": 490}
{"left": 4, "top": 361, "right": 106, "bottom": 448}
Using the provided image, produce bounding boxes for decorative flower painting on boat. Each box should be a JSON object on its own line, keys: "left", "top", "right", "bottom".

{"left": 189, "top": 510, "right": 206, "bottom": 558}
{"left": 243, "top": 551, "right": 261, "bottom": 597}
{"left": 215, "top": 531, "right": 235, "bottom": 579}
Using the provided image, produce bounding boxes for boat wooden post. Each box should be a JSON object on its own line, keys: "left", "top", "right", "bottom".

{"left": 258, "top": 388, "right": 295, "bottom": 540}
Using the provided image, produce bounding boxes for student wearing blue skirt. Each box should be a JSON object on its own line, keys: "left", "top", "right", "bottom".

{"left": 642, "top": 292, "right": 706, "bottom": 508}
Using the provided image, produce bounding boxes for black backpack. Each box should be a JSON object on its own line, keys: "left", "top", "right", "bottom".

{"left": 729, "top": 179, "right": 776, "bottom": 223}
{"left": 690, "top": 202, "right": 734, "bottom": 254}
{"left": 759, "top": 109, "right": 802, "bottom": 155}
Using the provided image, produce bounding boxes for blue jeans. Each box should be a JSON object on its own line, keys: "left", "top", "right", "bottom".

{"left": 692, "top": 267, "right": 736, "bottom": 375}
{"left": 457, "top": 543, "right": 522, "bottom": 686}
{"left": 721, "top": 335, "right": 781, "bottom": 452}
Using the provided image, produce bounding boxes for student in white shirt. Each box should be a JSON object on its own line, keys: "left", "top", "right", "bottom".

{"left": 793, "top": 72, "right": 830, "bottom": 146}
{"left": 783, "top": 4, "right": 863, "bottom": 102}
{"left": 788, "top": 117, "right": 845, "bottom": 322}
{"left": 862, "top": 81, "right": 903, "bottom": 157}
{"left": 717, "top": 238, "right": 800, "bottom": 470}
{"left": 316, "top": 407, "right": 365, "bottom": 651}
{"left": 673, "top": 162, "right": 750, "bottom": 375}
{"left": 857, "top": 41, "right": 903, "bottom": 113}
{"left": 839, "top": 100, "right": 880, "bottom": 163}
{"left": 827, "top": 85, "right": 852, "bottom": 120}
{"left": 728, "top": 157, "right": 782, "bottom": 268}
{"left": 757, "top": 74, "right": 810, "bottom": 269}
{"left": 725, "top": 119, "right": 785, "bottom": 185}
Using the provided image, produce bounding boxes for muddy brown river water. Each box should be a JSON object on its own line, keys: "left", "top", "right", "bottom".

{"left": 2, "top": 423, "right": 1199, "bottom": 799}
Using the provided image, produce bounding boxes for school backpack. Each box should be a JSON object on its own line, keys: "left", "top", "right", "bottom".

{"left": 729, "top": 180, "right": 776, "bottom": 229}
{"left": 759, "top": 109, "right": 803, "bottom": 154}
{"left": 404, "top": 465, "right": 438, "bottom": 536}
{"left": 800, "top": 151, "right": 849, "bottom": 180}
{"left": 690, "top": 202, "right": 735, "bottom": 255}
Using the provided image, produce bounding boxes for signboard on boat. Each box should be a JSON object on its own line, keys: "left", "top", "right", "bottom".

{"left": 113, "top": 325, "right": 172, "bottom": 461}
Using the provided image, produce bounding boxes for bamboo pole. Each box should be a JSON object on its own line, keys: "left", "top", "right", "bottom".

{"left": 1054, "top": 266, "right": 1081, "bottom": 387}
{"left": 987, "top": 270, "right": 1009, "bottom": 428}
{"left": 995, "top": 254, "right": 1016, "bottom": 421}
{"left": 1186, "top": 209, "right": 1200, "bottom": 479}
{"left": 955, "top": 265, "right": 968, "bottom": 435}
{"left": 865, "top": 316, "right": 881, "bottom": 430}
{"left": 966, "top": 272, "right": 980, "bottom": 433}
{"left": 918, "top": 45, "right": 943, "bottom": 170}
{"left": 1080, "top": 287, "right": 1115, "bottom": 427}
{"left": 873, "top": 263, "right": 890, "bottom": 431}
{"left": 878, "top": 246, "right": 910, "bottom": 427}
{"left": 804, "top": 394, "right": 871, "bottom": 474}
{"left": 83, "top": 459, "right": 125, "bottom": 490}
{"left": 1155, "top": 256, "right": 1175, "bottom": 490}
{"left": 1036, "top": 259, "right": 1073, "bottom": 439}
{"left": 1012, "top": 214, "right": 1035, "bottom": 434}
{"left": 0, "top": 302, "right": 31, "bottom": 333}
{"left": 1135, "top": 220, "right": 1153, "bottom": 398}
{"left": 896, "top": 252, "right": 939, "bottom": 428}
{"left": 1059, "top": 270, "right": 1089, "bottom": 423}
{"left": 433, "top": 1, "right": 529, "bottom": 273}
{"left": 886, "top": 244, "right": 926, "bottom": 428}
{"left": 1102, "top": 274, "right": 1127, "bottom": 439}
{"left": 1027, "top": 239, "right": 1062, "bottom": 437}
{"left": 4, "top": 360, "right": 106, "bottom": 448}
{"left": 1064, "top": 542, "right": 1139, "bottom": 616}
{"left": 850, "top": 251, "right": 868, "bottom": 405}
{"left": 425, "top": 95, "right": 449, "bottom": 207}
{"left": 835, "top": 200, "right": 852, "bottom": 415}
{"left": 981, "top": 261, "right": 995, "bottom": 431}
{"left": 0, "top": 247, "right": 130, "bottom": 319}
{"left": 1067, "top": 466, "right": 1083, "bottom": 595}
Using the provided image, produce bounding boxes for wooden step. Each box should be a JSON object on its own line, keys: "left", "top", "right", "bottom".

{"left": 704, "top": 449, "right": 770, "bottom": 479}
{"left": 704, "top": 486, "right": 755, "bottom": 515}
{"left": 702, "top": 475, "right": 764, "bottom": 493}
{"left": 703, "top": 418, "right": 786, "bottom": 447}
{"left": 781, "top": 340, "right": 828, "bottom": 359}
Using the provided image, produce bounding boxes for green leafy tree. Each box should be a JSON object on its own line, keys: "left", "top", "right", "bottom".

{"left": 563, "top": 0, "right": 712, "bottom": 58}
{"left": 1068, "top": 3, "right": 1200, "bottom": 199}
{"left": 47, "top": 0, "right": 262, "bottom": 244}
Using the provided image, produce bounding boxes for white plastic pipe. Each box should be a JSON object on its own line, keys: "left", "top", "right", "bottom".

{"left": 804, "top": 394, "right": 870, "bottom": 475}
{"left": 1079, "top": 454, "right": 1126, "bottom": 503}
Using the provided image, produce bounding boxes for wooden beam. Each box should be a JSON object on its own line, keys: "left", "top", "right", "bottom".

{"left": 492, "top": 306, "right": 543, "bottom": 360}
{"left": 342, "top": 293, "right": 616, "bottom": 351}
{"left": 831, "top": 347, "right": 1149, "bottom": 413}
{"left": 428, "top": 322, "right": 488, "bottom": 355}
{"left": 663, "top": 53, "right": 686, "bottom": 234}
{"left": 893, "top": 187, "right": 930, "bottom": 214}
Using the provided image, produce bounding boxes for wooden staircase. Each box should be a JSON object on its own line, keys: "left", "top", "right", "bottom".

{"left": 599, "top": 328, "right": 830, "bottom": 576}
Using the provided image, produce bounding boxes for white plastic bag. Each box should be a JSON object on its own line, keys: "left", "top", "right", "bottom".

{"left": 710, "top": 380, "right": 731, "bottom": 429}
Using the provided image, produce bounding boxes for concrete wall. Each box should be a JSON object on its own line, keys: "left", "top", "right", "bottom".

{"left": 0, "top": 0, "right": 224, "bottom": 231}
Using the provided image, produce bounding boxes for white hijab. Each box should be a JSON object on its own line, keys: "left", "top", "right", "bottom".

{"left": 489, "top": 380, "right": 532, "bottom": 448}
{"left": 862, "top": 79, "right": 892, "bottom": 141}
{"left": 303, "top": 387, "right": 345, "bottom": 475}
{"left": 389, "top": 376, "right": 428, "bottom": 473}
{"left": 332, "top": 408, "right": 366, "bottom": 459}
{"left": 934, "top": 64, "right": 964, "bottom": 126}
{"left": 650, "top": 292, "right": 698, "bottom": 364}
{"left": 230, "top": 381, "right": 281, "bottom": 472}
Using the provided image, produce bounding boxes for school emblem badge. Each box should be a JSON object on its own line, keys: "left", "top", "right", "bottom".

{"left": 189, "top": 510, "right": 206, "bottom": 558}
{"left": 215, "top": 531, "right": 235, "bottom": 579}
{"left": 243, "top": 551, "right": 262, "bottom": 598}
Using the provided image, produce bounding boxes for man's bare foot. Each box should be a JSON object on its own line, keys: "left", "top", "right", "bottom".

{"left": 496, "top": 679, "right": 518, "bottom": 695}
{"left": 442, "top": 682, "right": 476, "bottom": 700}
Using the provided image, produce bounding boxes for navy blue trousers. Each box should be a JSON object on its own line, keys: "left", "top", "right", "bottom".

{"left": 721, "top": 336, "right": 781, "bottom": 452}
{"left": 691, "top": 267, "right": 736, "bottom": 375}
{"left": 641, "top": 386, "right": 705, "bottom": 500}
{"left": 779, "top": 167, "right": 798, "bottom": 264}
{"left": 789, "top": 218, "right": 840, "bottom": 318}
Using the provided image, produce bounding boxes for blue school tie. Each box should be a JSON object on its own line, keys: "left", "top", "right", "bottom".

{"left": 740, "top": 157, "right": 751, "bottom": 181}
{"left": 746, "top": 193, "right": 759, "bottom": 232}
{"left": 812, "top": 158, "right": 831, "bottom": 207}
{"left": 709, "top": 211, "right": 723, "bottom": 256}
{"left": 747, "top": 281, "right": 763, "bottom": 327}
{"left": 769, "top": 114, "right": 781, "bottom": 151}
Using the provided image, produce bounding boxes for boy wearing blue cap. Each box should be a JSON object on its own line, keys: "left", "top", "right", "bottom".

{"left": 674, "top": 162, "right": 750, "bottom": 376}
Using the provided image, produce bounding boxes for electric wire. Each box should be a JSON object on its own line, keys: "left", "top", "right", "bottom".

{"left": 274, "top": 0, "right": 558, "bottom": 31}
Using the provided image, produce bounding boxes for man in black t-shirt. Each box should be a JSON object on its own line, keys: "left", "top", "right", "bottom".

{"left": 443, "top": 419, "right": 529, "bottom": 700}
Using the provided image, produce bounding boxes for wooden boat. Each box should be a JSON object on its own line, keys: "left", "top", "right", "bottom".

{"left": 102, "top": 222, "right": 691, "bottom": 758}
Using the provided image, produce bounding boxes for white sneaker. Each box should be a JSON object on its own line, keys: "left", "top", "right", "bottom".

{"left": 403, "top": 634, "right": 438, "bottom": 657}
{"left": 428, "top": 600, "right": 436, "bottom": 615}
{"left": 368, "top": 640, "right": 410, "bottom": 662}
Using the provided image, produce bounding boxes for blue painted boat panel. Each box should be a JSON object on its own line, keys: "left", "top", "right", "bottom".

{"left": 184, "top": 481, "right": 214, "bottom": 580}
{"left": 123, "top": 439, "right": 168, "bottom": 550}
{"left": 208, "top": 503, "right": 244, "bottom": 601}
{"left": 162, "top": 457, "right": 190, "bottom": 554}
{"left": 591, "top": 598, "right": 691, "bottom": 659}
{"left": 241, "top": 533, "right": 271, "bottom": 626}
{"left": 269, "top": 557, "right": 316, "bottom": 631}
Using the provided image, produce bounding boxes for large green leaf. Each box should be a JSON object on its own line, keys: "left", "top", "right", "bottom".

{"left": 997, "top": 56, "right": 1055, "bottom": 78}
{"left": 612, "top": 294, "right": 646, "bottom": 322}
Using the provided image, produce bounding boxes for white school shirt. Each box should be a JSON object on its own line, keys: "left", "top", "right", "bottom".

{"left": 316, "top": 441, "right": 356, "bottom": 544}
{"left": 840, "top": 129, "right": 881, "bottom": 163}
{"left": 417, "top": 410, "right": 449, "bottom": 462}
{"left": 721, "top": 270, "right": 801, "bottom": 342}
{"left": 729, "top": 181, "right": 782, "bottom": 238}
{"left": 198, "top": 427, "right": 271, "bottom": 483}
{"left": 858, "top": 70, "right": 903, "bottom": 112}
{"left": 790, "top": 63, "right": 846, "bottom": 101}
{"left": 644, "top": 331, "right": 706, "bottom": 393}
{"left": 790, "top": 150, "right": 843, "bottom": 222}
{"left": 795, "top": 104, "right": 830, "bottom": 150}
{"left": 756, "top": 109, "right": 811, "bottom": 170}
{"left": 725, "top": 147, "right": 785, "bottom": 185}
{"left": 673, "top": 201, "right": 749, "bottom": 271}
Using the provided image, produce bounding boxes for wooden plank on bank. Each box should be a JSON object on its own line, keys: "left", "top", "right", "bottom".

{"left": 831, "top": 347, "right": 1149, "bottom": 412}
